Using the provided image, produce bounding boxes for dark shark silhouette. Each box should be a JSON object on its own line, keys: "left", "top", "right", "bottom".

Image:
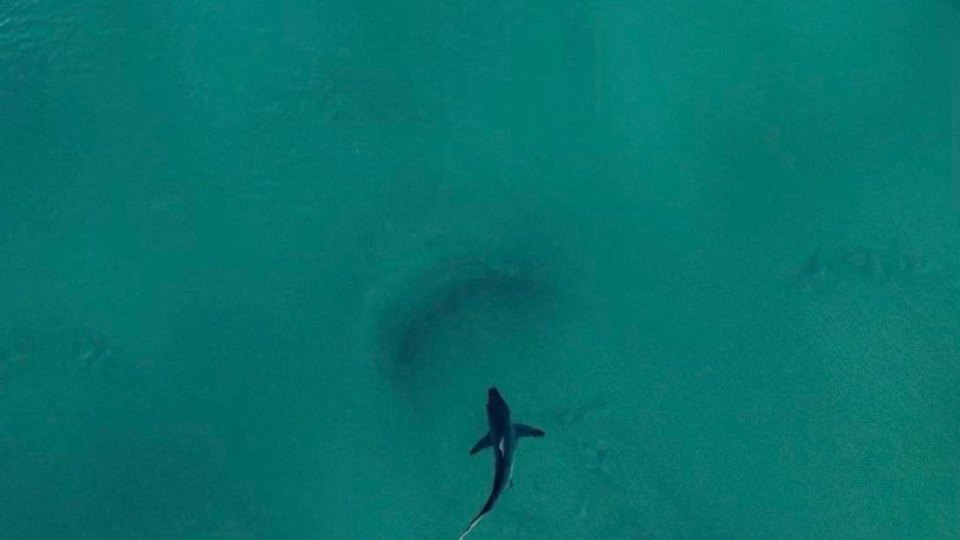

{"left": 459, "top": 387, "right": 544, "bottom": 539}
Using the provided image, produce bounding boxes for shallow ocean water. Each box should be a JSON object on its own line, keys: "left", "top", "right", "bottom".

{"left": 1, "top": 1, "right": 958, "bottom": 539}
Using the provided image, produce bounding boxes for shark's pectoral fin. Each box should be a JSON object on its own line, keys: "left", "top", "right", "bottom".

{"left": 514, "top": 424, "right": 545, "bottom": 438}
{"left": 469, "top": 432, "right": 493, "bottom": 455}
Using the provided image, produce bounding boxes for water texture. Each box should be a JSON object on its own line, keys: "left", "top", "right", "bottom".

{"left": 1, "top": 1, "right": 958, "bottom": 539}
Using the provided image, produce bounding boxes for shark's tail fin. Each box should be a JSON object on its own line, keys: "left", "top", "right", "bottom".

{"left": 458, "top": 512, "right": 486, "bottom": 540}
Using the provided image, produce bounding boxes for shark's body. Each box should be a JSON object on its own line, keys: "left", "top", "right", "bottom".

{"left": 459, "top": 387, "right": 544, "bottom": 540}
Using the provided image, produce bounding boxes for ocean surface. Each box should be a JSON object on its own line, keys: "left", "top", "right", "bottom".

{"left": 1, "top": 1, "right": 958, "bottom": 538}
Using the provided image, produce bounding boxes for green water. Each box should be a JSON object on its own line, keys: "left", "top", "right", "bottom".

{"left": 1, "top": 1, "right": 958, "bottom": 538}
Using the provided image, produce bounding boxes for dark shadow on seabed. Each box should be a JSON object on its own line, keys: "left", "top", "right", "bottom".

{"left": 369, "top": 253, "right": 560, "bottom": 392}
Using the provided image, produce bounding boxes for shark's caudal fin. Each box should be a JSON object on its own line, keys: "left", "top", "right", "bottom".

{"left": 469, "top": 432, "right": 493, "bottom": 455}
{"left": 458, "top": 511, "right": 487, "bottom": 540}
{"left": 514, "top": 424, "right": 545, "bottom": 438}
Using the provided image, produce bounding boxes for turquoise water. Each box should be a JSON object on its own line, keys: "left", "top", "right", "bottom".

{"left": 1, "top": 1, "right": 958, "bottom": 538}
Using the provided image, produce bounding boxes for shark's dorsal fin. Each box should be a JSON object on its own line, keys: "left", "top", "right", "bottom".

{"left": 469, "top": 432, "right": 493, "bottom": 455}
{"left": 513, "top": 424, "right": 545, "bottom": 438}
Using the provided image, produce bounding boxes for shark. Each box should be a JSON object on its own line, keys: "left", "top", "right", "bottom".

{"left": 459, "top": 387, "right": 545, "bottom": 539}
